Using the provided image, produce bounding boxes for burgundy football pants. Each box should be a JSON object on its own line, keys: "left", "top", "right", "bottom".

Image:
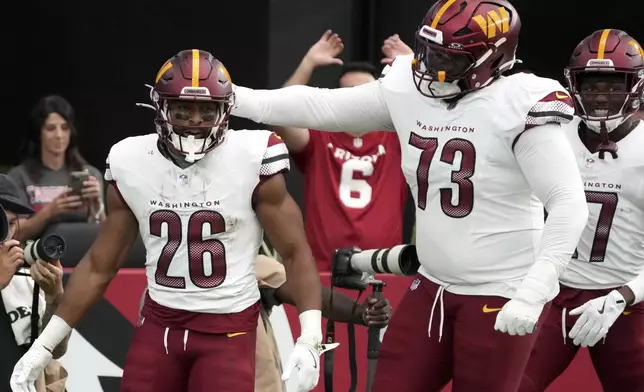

{"left": 520, "top": 286, "right": 644, "bottom": 392}
{"left": 371, "top": 275, "right": 550, "bottom": 392}
{"left": 120, "top": 317, "right": 256, "bottom": 392}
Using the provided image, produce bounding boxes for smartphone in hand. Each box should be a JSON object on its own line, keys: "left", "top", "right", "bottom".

{"left": 70, "top": 171, "right": 90, "bottom": 196}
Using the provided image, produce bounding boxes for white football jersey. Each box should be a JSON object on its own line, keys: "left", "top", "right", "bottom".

{"left": 380, "top": 56, "right": 575, "bottom": 298}
{"left": 104, "top": 130, "right": 289, "bottom": 313}
{"left": 560, "top": 118, "right": 644, "bottom": 289}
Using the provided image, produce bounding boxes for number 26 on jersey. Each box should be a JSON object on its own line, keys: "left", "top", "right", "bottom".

{"left": 150, "top": 210, "right": 227, "bottom": 289}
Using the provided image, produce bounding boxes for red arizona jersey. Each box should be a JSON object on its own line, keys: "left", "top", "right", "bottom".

{"left": 292, "top": 130, "right": 406, "bottom": 270}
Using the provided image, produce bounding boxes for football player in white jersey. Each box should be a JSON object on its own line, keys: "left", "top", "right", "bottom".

{"left": 521, "top": 29, "right": 644, "bottom": 392}
{"left": 228, "top": 1, "right": 589, "bottom": 390}
{"left": 10, "top": 50, "right": 330, "bottom": 392}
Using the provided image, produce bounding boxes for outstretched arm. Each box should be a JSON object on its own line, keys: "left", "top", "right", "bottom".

{"left": 233, "top": 81, "right": 395, "bottom": 133}
{"left": 35, "top": 184, "right": 139, "bottom": 348}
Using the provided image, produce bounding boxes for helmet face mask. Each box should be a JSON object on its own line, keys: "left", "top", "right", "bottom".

{"left": 564, "top": 30, "right": 644, "bottom": 133}
{"left": 569, "top": 71, "right": 640, "bottom": 131}
{"left": 152, "top": 50, "right": 234, "bottom": 162}
{"left": 412, "top": 0, "right": 521, "bottom": 99}
{"left": 413, "top": 30, "right": 476, "bottom": 98}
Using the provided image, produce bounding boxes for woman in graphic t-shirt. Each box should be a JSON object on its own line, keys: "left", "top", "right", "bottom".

{"left": 8, "top": 95, "right": 105, "bottom": 242}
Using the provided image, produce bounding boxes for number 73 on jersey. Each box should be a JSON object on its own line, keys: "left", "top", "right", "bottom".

{"left": 409, "top": 132, "right": 476, "bottom": 218}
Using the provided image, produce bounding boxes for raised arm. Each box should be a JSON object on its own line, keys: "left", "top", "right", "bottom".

{"left": 233, "top": 81, "right": 394, "bottom": 133}
{"left": 273, "top": 30, "right": 345, "bottom": 153}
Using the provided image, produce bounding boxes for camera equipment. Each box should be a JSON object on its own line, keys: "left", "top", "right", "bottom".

{"left": 0, "top": 205, "right": 9, "bottom": 243}
{"left": 325, "top": 245, "right": 420, "bottom": 392}
{"left": 23, "top": 234, "right": 66, "bottom": 265}
{"left": 331, "top": 245, "right": 420, "bottom": 291}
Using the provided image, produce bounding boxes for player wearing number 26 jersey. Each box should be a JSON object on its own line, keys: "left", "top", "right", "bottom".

{"left": 10, "top": 50, "right": 329, "bottom": 392}
{"left": 230, "top": 1, "right": 590, "bottom": 391}
{"left": 521, "top": 29, "right": 644, "bottom": 392}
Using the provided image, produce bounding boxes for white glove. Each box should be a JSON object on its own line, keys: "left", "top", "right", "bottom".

{"left": 10, "top": 342, "right": 52, "bottom": 392}
{"left": 281, "top": 334, "right": 339, "bottom": 392}
{"left": 494, "top": 298, "right": 544, "bottom": 336}
{"left": 281, "top": 310, "right": 338, "bottom": 392}
{"left": 11, "top": 315, "right": 71, "bottom": 392}
{"left": 568, "top": 290, "right": 626, "bottom": 347}
{"left": 495, "top": 260, "right": 560, "bottom": 336}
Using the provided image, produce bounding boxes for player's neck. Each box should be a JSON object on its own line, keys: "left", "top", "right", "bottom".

{"left": 157, "top": 141, "right": 196, "bottom": 169}
{"left": 40, "top": 150, "right": 65, "bottom": 171}
{"left": 581, "top": 119, "right": 638, "bottom": 151}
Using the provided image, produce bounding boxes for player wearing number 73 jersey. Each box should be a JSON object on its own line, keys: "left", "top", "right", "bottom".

{"left": 230, "top": 1, "right": 590, "bottom": 391}
{"left": 521, "top": 29, "right": 644, "bottom": 392}
{"left": 10, "top": 50, "right": 330, "bottom": 392}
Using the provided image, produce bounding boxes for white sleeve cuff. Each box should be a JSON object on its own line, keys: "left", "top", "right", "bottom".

{"left": 515, "top": 260, "right": 560, "bottom": 305}
{"left": 36, "top": 315, "right": 72, "bottom": 351}
{"left": 626, "top": 273, "right": 644, "bottom": 305}
{"left": 298, "top": 309, "right": 322, "bottom": 342}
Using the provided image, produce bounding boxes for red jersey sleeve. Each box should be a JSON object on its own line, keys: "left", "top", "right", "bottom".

{"left": 260, "top": 132, "right": 290, "bottom": 178}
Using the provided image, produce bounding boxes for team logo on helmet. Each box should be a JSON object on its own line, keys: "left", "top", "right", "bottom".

{"left": 471, "top": 7, "right": 510, "bottom": 39}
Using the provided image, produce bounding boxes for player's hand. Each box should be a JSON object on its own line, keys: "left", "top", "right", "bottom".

{"left": 494, "top": 298, "right": 543, "bottom": 336}
{"left": 568, "top": 290, "right": 626, "bottom": 347}
{"left": 304, "top": 29, "right": 344, "bottom": 67}
{"left": 358, "top": 297, "right": 392, "bottom": 328}
{"left": 44, "top": 190, "right": 83, "bottom": 218}
{"left": 10, "top": 341, "right": 53, "bottom": 392}
{"left": 30, "top": 259, "right": 63, "bottom": 298}
{"left": 0, "top": 240, "right": 24, "bottom": 289}
{"left": 282, "top": 335, "right": 339, "bottom": 392}
{"left": 381, "top": 34, "right": 413, "bottom": 64}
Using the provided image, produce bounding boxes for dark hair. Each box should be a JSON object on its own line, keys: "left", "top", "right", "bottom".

{"left": 338, "top": 62, "right": 379, "bottom": 85}
{"left": 22, "top": 95, "right": 88, "bottom": 183}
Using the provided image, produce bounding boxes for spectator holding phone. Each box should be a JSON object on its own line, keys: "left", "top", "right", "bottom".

{"left": 7, "top": 95, "right": 104, "bottom": 242}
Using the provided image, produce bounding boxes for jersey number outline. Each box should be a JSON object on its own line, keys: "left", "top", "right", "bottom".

{"left": 339, "top": 159, "right": 375, "bottom": 209}
{"left": 149, "top": 209, "right": 227, "bottom": 289}
{"left": 409, "top": 133, "right": 476, "bottom": 218}
{"left": 573, "top": 191, "right": 619, "bottom": 263}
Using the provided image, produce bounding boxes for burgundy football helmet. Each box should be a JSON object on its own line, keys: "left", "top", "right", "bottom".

{"left": 152, "top": 49, "right": 234, "bottom": 162}
{"left": 413, "top": 0, "right": 521, "bottom": 99}
{"left": 565, "top": 29, "right": 644, "bottom": 133}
